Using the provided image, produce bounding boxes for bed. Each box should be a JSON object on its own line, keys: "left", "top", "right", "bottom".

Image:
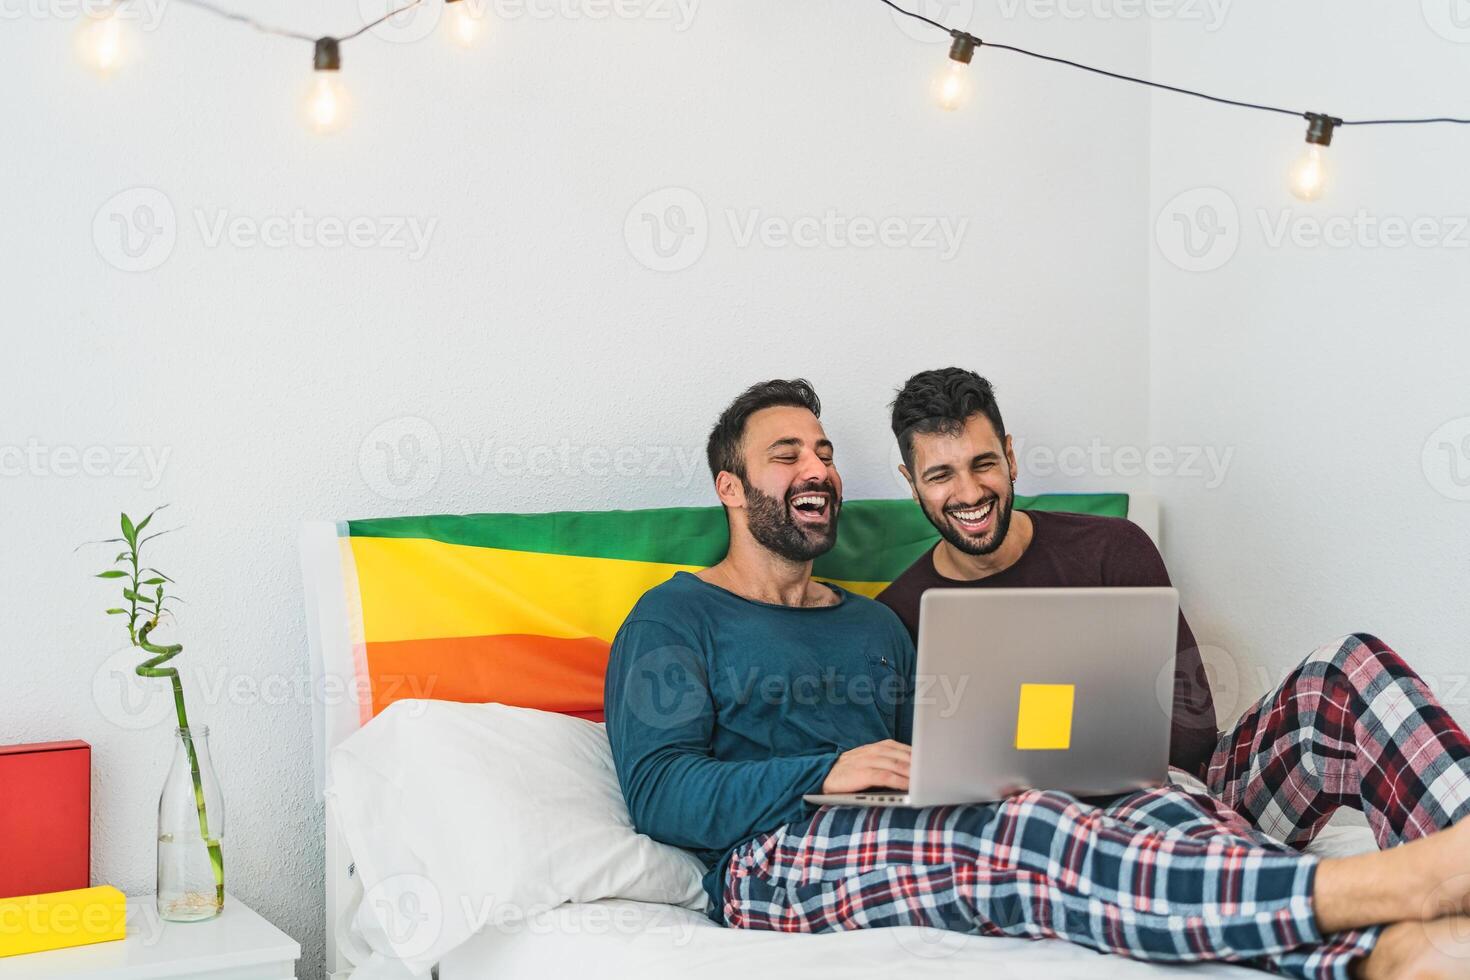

{"left": 437, "top": 897, "right": 1270, "bottom": 979}
{"left": 299, "top": 495, "right": 1374, "bottom": 980}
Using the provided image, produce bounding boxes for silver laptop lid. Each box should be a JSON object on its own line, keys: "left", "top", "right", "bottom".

{"left": 908, "top": 587, "right": 1178, "bottom": 806}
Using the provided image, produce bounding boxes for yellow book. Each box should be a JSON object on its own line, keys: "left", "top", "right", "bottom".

{"left": 0, "top": 885, "right": 127, "bottom": 958}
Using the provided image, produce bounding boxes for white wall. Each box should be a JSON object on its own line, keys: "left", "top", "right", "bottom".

{"left": 0, "top": 3, "right": 1153, "bottom": 976}
{"left": 1149, "top": 4, "right": 1470, "bottom": 726}
{"left": 8, "top": 2, "right": 1466, "bottom": 975}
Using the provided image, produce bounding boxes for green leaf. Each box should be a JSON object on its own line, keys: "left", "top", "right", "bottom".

{"left": 123, "top": 588, "right": 149, "bottom": 603}
{"left": 121, "top": 513, "right": 137, "bottom": 548}
{"left": 142, "top": 569, "right": 174, "bottom": 583}
{"left": 70, "top": 536, "right": 128, "bottom": 555}
{"left": 96, "top": 570, "right": 128, "bottom": 579}
{"left": 155, "top": 584, "right": 164, "bottom": 601}
{"left": 105, "top": 608, "right": 127, "bottom": 615}
{"left": 139, "top": 528, "right": 179, "bottom": 547}
{"left": 140, "top": 577, "right": 166, "bottom": 586}
{"left": 116, "top": 551, "right": 130, "bottom": 562}
{"left": 134, "top": 511, "right": 153, "bottom": 535}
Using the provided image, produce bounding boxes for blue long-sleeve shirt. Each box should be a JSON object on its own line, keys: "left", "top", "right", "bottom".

{"left": 604, "top": 571, "right": 916, "bottom": 919}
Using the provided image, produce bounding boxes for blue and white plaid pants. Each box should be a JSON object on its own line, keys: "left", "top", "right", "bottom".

{"left": 724, "top": 785, "right": 1379, "bottom": 979}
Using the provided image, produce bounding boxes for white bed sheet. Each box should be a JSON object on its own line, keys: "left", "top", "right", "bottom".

{"left": 436, "top": 824, "right": 1379, "bottom": 979}
{"left": 438, "top": 898, "right": 1274, "bottom": 980}
{"left": 435, "top": 819, "right": 1378, "bottom": 980}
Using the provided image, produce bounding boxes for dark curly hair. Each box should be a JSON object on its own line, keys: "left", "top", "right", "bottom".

{"left": 890, "top": 368, "right": 1006, "bottom": 470}
{"left": 706, "top": 379, "right": 822, "bottom": 482}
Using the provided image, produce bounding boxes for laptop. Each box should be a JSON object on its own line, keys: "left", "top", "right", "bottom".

{"left": 805, "top": 587, "right": 1178, "bottom": 808}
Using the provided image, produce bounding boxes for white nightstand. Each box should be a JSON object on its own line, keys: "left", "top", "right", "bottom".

{"left": 0, "top": 894, "right": 301, "bottom": 979}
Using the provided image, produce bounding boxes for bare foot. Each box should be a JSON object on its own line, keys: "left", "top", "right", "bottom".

{"left": 1359, "top": 918, "right": 1470, "bottom": 980}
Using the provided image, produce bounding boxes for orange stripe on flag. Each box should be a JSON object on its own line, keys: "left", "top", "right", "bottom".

{"left": 364, "top": 633, "right": 610, "bottom": 718}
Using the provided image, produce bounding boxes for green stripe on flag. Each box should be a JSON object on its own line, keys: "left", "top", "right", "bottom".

{"left": 347, "top": 494, "right": 1128, "bottom": 584}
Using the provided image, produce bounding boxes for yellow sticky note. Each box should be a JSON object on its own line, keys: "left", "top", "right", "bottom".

{"left": 0, "top": 886, "right": 127, "bottom": 958}
{"left": 1015, "top": 683, "right": 1075, "bottom": 750}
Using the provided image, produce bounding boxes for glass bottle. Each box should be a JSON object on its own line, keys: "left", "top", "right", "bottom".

{"left": 157, "top": 726, "right": 225, "bottom": 921}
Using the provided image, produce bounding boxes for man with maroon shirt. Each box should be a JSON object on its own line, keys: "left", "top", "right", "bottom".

{"left": 877, "top": 366, "right": 1470, "bottom": 847}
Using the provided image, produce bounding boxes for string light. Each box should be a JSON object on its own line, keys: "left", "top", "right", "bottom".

{"left": 73, "top": 0, "right": 427, "bottom": 135}
{"left": 879, "top": 0, "right": 1470, "bottom": 201}
{"left": 931, "top": 31, "right": 976, "bottom": 111}
{"left": 71, "top": 0, "right": 1470, "bottom": 170}
{"left": 444, "top": 0, "right": 484, "bottom": 48}
{"left": 74, "top": 8, "right": 126, "bottom": 75}
{"left": 304, "top": 37, "right": 349, "bottom": 135}
{"left": 1288, "top": 113, "right": 1339, "bottom": 202}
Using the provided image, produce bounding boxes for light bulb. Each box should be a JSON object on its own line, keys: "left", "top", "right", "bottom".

{"left": 931, "top": 62, "right": 972, "bottom": 111}
{"left": 304, "top": 73, "right": 350, "bottom": 134}
{"left": 75, "top": 9, "right": 126, "bottom": 76}
{"left": 1288, "top": 144, "right": 1329, "bottom": 201}
{"left": 445, "top": 0, "right": 483, "bottom": 48}
{"left": 1287, "top": 113, "right": 1340, "bottom": 202}
{"left": 303, "top": 37, "right": 349, "bottom": 135}
{"left": 931, "top": 32, "right": 978, "bottom": 112}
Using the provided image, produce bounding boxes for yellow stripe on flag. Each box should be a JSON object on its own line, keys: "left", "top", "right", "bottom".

{"left": 350, "top": 537, "right": 700, "bottom": 643}
{"left": 348, "top": 536, "right": 892, "bottom": 644}
{"left": 825, "top": 578, "right": 886, "bottom": 599}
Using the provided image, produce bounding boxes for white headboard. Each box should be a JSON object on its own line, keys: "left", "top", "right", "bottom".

{"left": 1127, "top": 493, "right": 1160, "bottom": 546}
{"left": 299, "top": 521, "right": 369, "bottom": 980}
{"left": 299, "top": 494, "right": 1162, "bottom": 979}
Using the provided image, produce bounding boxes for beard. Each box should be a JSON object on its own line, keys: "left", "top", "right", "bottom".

{"left": 742, "top": 479, "right": 841, "bottom": 563}
{"left": 920, "top": 479, "right": 1016, "bottom": 557}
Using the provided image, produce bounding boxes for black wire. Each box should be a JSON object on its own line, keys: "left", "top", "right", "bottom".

{"left": 1342, "top": 117, "right": 1470, "bottom": 126}
{"left": 117, "top": 0, "right": 427, "bottom": 45}
{"left": 97, "top": 0, "right": 1470, "bottom": 127}
{"left": 876, "top": 0, "right": 947, "bottom": 32}
{"left": 879, "top": 0, "right": 1470, "bottom": 128}
{"left": 163, "top": 0, "right": 315, "bottom": 42}
{"left": 340, "top": 0, "right": 426, "bottom": 41}
{"left": 984, "top": 41, "right": 1304, "bottom": 118}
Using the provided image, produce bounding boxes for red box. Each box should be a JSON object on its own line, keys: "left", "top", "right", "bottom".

{"left": 0, "top": 740, "right": 91, "bottom": 899}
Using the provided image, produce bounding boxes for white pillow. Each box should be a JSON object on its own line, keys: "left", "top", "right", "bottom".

{"left": 326, "top": 700, "right": 709, "bottom": 978}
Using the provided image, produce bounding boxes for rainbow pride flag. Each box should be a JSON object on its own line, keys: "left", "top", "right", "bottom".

{"left": 337, "top": 495, "right": 1128, "bottom": 723}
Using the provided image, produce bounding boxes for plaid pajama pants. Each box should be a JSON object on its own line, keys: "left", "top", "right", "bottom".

{"left": 1206, "top": 633, "right": 1470, "bottom": 849}
{"left": 723, "top": 634, "right": 1470, "bottom": 979}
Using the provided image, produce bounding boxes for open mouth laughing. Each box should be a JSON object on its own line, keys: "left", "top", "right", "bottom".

{"left": 946, "top": 499, "right": 995, "bottom": 536}
{"left": 789, "top": 489, "right": 835, "bottom": 527}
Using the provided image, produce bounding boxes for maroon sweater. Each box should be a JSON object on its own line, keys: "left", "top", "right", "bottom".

{"left": 876, "top": 510, "right": 1219, "bottom": 778}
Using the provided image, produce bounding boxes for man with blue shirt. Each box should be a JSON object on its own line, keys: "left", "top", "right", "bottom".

{"left": 605, "top": 378, "right": 1470, "bottom": 980}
